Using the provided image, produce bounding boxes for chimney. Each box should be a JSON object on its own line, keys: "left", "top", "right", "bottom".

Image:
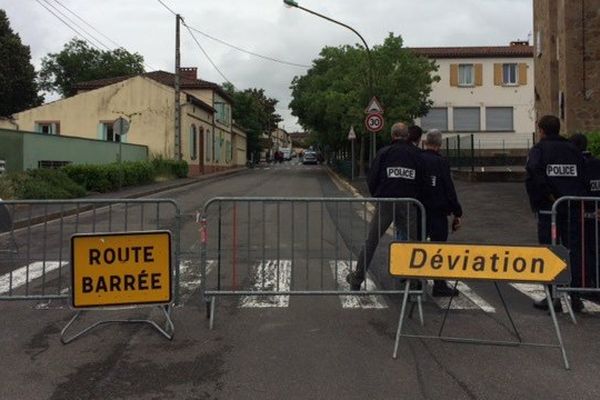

{"left": 180, "top": 67, "right": 198, "bottom": 81}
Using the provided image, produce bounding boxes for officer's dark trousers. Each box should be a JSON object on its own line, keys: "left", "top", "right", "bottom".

{"left": 355, "top": 202, "right": 415, "bottom": 280}
{"left": 538, "top": 205, "right": 582, "bottom": 289}
{"left": 426, "top": 211, "right": 448, "bottom": 242}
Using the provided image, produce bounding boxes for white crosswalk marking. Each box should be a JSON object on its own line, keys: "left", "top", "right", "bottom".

{"left": 329, "top": 261, "right": 387, "bottom": 309}
{"left": 178, "top": 259, "right": 216, "bottom": 300}
{"left": 0, "top": 261, "right": 68, "bottom": 295}
{"left": 510, "top": 283, "right": 600, "bottom": 313}
{"left": 240, "top": 260, "right": 292, "bottom": 308}
{"left": 426, "top": 280, "right": 496, "bottom": 313}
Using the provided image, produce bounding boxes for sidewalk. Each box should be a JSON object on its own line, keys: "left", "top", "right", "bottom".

{"left": 5, "top": 167, "right": 246, "bottom": 228}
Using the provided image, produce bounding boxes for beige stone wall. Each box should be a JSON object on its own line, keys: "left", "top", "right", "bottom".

{"left": 534, "top": 0, "right": 600, "bottom": 134}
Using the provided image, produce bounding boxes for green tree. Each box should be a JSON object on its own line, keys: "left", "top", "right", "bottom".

{"left": 39, "top": 38, "right": 145, "bottom": 97}
{"left": 0, "top": 9, "right": 43, "bottom": 117}
{"left": 289, "top": 33, "right": 438, "bottom": 156}
{"left": 223, "top": 82, "right": 282, "bottom": 161}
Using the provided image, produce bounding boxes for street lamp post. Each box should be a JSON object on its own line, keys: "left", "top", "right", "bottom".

{"left": 283, "top": 0, "right": 375, "bottom": 170}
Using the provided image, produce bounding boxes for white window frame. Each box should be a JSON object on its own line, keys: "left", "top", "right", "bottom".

{"left": 502, "top": 63, "right": 518, "bottom": 86}
{"left": 458, "top": 64, "right": 474, "bottom": 87}
{"left": 35, "top": 121, "right": 60, "bottom": 135}
{"left": 101, "top": 122, "right": 120, "bottom": 142}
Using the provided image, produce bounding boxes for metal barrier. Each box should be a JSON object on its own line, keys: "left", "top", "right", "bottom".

{"left": 199, "top": 197, "right": 426, "bottom": 328}
{"left": 0, "top": 199, "right": 181, "bottom": 303}
{"left": 552, "top": 196, "right": 600, "bottom": 323}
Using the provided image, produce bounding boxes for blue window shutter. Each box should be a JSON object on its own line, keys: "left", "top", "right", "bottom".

{"left": 97, "top": 123, "right": 106, "bottom": 140}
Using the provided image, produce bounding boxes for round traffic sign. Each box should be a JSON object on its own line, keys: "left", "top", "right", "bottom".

{"left": 365, "top": 112, "right": 384, "bottom": 133}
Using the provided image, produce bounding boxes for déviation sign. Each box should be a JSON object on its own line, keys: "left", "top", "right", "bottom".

{"left": 389, "top": 242, "right": 569, "bottom": 284}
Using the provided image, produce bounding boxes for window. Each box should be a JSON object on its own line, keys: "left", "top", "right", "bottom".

{"left": 485, "top": 107, "right": 514, "bottom": 131}
{"left": 421, "top": 108, "right": 448, "bottom": 131}
{"left": 190, "top": 124, "right": 198, "bottom": 160}
{"left": 38, "top": 160, "right": 71, "bottom": 169}
{"left": 206, "top": 130, "right": 212, "bottom": 161}
{"left": 502, "top": 64, "right": 518, "bottom": 85}
{"left": 99, "top": 122, "right": 120, "bottom": 142}
{"left": 453, "top": 107, "right": 480, "bottom": 131}
{"left": 458, "top": 64, "right": 474, "bottom": 86}
{"left": 215, "top": 101, "right": 231, "bottom": 126}
{"left": 35, "top": 121, "right": 60, "bottom": 135}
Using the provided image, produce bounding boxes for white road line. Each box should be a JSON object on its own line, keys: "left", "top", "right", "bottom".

{"left": 510, "top": 283, "right": 600, "bottom": 313}
{"left": 178, "top": 259, "right": 216, "bottom": 299}
{"left": 0, "top": 261, "right": 68, "bottom": 294}
{"left": 240, "top": 260, "right": 292, "bottom": 308}
{"left": 426, "top": 280, "right": 496, "bottom": 313}
{"left": 329, "top": 261, "right": 387, "bottom": 309}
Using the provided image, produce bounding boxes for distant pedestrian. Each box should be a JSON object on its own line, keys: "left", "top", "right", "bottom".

{"left": 346, "top": 122, "right": 426, "bottom": 290}
{"left": 526, "top": 115, "right": 587, "bottom": 312}
{"left": 420, "top": 129, "right": 463, "bottom": 297}
{"left": 570, "top": 133, "right": 600, "bottom": 290}
{"left": 408, "top": 125, "right": 424, "bottom": 148}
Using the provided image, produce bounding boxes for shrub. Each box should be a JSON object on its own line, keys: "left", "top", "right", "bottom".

{"left": 586, "top": 132, "right": 600, "bottom": 158}
{"left": 151, "top": 158, "right": 188, "bottom": 178}
{"left": 2, "top": 169, "right": 86, "bottom": 199}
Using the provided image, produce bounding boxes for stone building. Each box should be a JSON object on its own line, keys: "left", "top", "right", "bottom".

{"left": 533, "top": 0, "right": 600, "bottom": 134}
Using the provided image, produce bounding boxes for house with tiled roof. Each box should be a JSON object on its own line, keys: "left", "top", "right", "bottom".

{"left": 411, "top": 41, "right": 535, "bottom": 151}
{"left": 9, "top": 67, "right": 246, "bottom": 175}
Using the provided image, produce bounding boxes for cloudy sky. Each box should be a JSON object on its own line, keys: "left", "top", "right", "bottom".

{"left": 2, "top": 0, "right": 532, "bottom": 131}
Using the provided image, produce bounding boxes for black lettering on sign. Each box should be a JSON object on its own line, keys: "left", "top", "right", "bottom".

{"left": 151, "top": 273, "right": 162, "bottom": 289}
{"left": 387, "top": 167, "right": 416, "bottom": 180}
{"left": 409, "top": 248, "right": 426, "bottom": 268}
{"left": 82, "top": 277, "right": 93, "bottom": 293}
{"left": 89, "top": 249, "right": 101, "bottom": 265}
{"left": 80, "top": 274, "right": 167, "bottom": 293}
{"left": 546, "top": 164, "right": 577, "bottom": 177}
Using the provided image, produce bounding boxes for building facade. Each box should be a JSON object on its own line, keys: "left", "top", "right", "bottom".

{"left": 413, "top": 43, "right": 535, "bottom": 150}
{"left": 534, "top": 0, "right": 600, "bottom": 134}
{"left": 9, "top": 69, "right": 246, "bottom": 175}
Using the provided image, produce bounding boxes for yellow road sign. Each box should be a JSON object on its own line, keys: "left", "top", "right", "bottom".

{"left": 71, "top": 231, "right": 171, "bottom": 308}
{"left": 389, "top": 242, "right": 569, "bottom": 283}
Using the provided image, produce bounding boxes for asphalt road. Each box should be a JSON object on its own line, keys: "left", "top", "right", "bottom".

{"left": 1, "top": 161, "right": 600, "bottom": 399}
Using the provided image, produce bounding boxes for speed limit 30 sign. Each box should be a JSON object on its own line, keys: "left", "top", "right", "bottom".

{"left": 365, "top": 112, "right": 384, "bottom": 133}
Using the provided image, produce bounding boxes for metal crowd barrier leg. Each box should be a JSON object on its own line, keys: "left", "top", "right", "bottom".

{"left": 61, "top": 305, "right": 175, "bottom": 345}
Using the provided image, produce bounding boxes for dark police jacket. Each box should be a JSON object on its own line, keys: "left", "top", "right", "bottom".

{"left": 526, "top": 136, "right": 587, "bottom": 211}
{"left": 368, "top": 140, "right": 425, "bottom": 199}
{"left": 583, "top": 151, "right": 600, "bottom": 196}
{"left": 420, "top": 149, "right": 463, "bottom": 217}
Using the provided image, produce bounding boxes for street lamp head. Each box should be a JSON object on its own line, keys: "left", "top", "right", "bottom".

{"left": 283, "top": 0, "right": 299, "bottom": 8}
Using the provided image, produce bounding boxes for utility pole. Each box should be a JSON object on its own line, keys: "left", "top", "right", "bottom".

{"left": 174, "top": 14, "right": 182, "bottom": 160}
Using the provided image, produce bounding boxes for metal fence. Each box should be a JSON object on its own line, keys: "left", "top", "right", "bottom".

{"left": 0, "top": 199, "right": 181, "bottom": 303}
{"left": 199, "top": 197, "right": 426, "bottom": 328}
{"left": 552, "top": 196, "right": 600, "bottom": 323}
{"left": 442, "top": 134, "right": 533, "bottom": 170}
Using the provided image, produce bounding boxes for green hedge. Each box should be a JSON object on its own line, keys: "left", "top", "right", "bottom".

{"left": 151, "top": 158, "right": 189, "bottom": 178}
{"left": 63, "top": 161, "right": 155, "bottom": 192}
{"left": 0, "top": 169, "right": 86, "bottom": 199}
{"left": 0, "top": 159, "right": 189, "bottom": 199}
{"left": 586, "top": 132, "right": 600, "bottom": 158}
{"left": 63, "top": 159, "right": 188, "bottom": 193}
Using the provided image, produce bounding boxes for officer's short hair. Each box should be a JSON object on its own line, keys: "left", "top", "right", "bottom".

{"left": 425, "top": 129, "right": 443, "bottom": 147}
{"left": 408, "top": 125, "right": 423, "bottom": 143}
{"left": 391, "top": 122, "right": 408, "bottom": 140}
{"left": 538, "top": 115, "right": 561, "bottom": 136}
{"left": 570, "top": 133, "right": 588, "bottom": 152}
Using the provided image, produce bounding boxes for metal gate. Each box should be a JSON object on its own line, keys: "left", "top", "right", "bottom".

{"left": 199, "top": 197, "right": 427, "bottom": 328}
{"left": 0, "top": 199, "right": 181, "bottom": 303}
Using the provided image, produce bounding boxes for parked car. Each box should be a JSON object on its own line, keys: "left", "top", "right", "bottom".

{"left": 302, "top": 150, "right": 318, "bottom": 165}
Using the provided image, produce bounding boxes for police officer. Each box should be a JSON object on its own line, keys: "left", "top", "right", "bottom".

{"left": 421, "top": 129, "right": 463, "bottom": 296}
{"left": 526, "top": 115, "right": 587, "bottom": 312}
{"left": 346, "top": 122, "right": 425, "bottom": 290}
{"left": 570, "top": 133, "right": 600, "bottom": 292}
